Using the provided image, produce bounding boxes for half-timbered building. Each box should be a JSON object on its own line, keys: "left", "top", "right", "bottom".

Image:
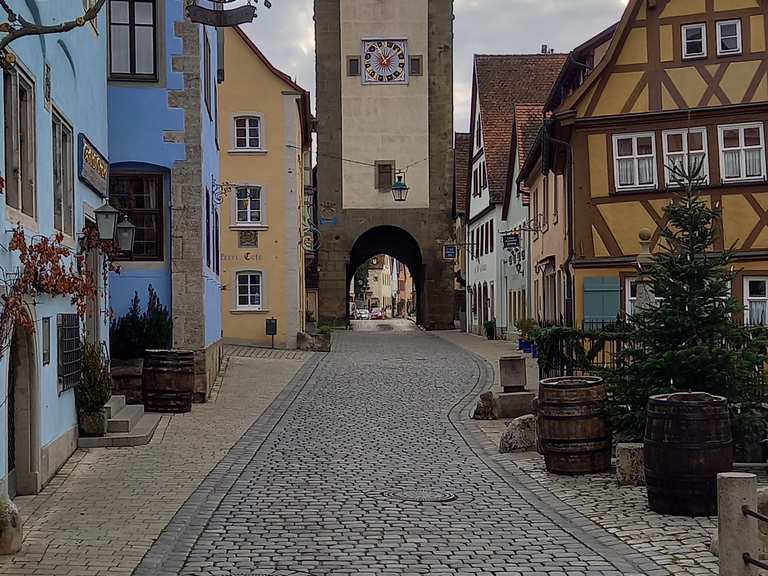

{"left": 526, "top": 0, "right": 768, "bottom": 327}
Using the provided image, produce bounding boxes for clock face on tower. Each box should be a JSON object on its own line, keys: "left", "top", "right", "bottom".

{"left": 362, "top": 39, "right": 408, "bottom": 84}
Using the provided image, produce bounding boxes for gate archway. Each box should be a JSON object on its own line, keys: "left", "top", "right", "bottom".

{"left": 348, "top": 226, "right": 424, "bottom": 325}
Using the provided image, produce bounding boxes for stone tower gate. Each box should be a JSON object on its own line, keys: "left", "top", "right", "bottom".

{"left": 314, "top": 0, "right": 455, "bottom": 329}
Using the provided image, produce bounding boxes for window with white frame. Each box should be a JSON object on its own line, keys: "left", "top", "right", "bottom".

{"left": 4, "top": 67, "right": 36, "bottom": 218}
{"left": 682, "top": 23, "right": 707, "bottom": 59}
{"left": 236, "top": 271, "right": 263, "bottom": 310}
{"left": 626, "top": 278, "right": 661, "bottom": 316}
{"left": 52, "top": 110, "right": 74, "bottom": 236}
{"left": 235, "top": 186, "right": 262, "bottom": 225}
{"left": 233, "top": 116, "right": 262, "bottom": 150}
{"left": 745, "top": 278, "right": 768, "bottom": 325}
{"left": 717, "top": 19, "right": 742, "bottom": 56}
{"left": 719, "top": 123, "right": 766, "bottom": 182}
{"left": 662, "top": 128, "right": 709, "bottom": 185}
{"left": 613, "top": 133, "right": 657, "bottom": 190}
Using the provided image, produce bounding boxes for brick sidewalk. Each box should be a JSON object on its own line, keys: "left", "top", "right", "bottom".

{"left": 0, "top": 351, "right": 313, "bottom": 576}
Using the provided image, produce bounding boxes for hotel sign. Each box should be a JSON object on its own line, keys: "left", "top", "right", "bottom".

{"left": 78, "top": 134, "right": 108, "bottom": 197}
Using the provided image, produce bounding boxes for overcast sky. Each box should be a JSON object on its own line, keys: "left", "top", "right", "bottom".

{"left": 241, "top": 0, "right": 628, "bottom": 132}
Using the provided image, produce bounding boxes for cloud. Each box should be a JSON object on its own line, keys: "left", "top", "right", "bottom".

{"left": 241, "top": 0, "right": 628, "bottom": 130}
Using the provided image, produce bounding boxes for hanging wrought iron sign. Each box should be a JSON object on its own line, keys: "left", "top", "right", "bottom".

{"left": 186, "top": 0, "right": 268, "bottom": 27}
{"left": 503, "top": 233, "right": 520, "bottom": 251}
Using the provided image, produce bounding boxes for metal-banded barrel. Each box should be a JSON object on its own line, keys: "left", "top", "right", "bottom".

{"left": 538, "top": 376, "right": 611, "bottom": 475}
{"left": 645, "top": 392, "right": 733, "bottom": 516}
{"left": 142, "top": 350, "right": 195, "bottom": 413}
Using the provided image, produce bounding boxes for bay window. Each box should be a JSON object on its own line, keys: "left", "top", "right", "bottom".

{"left": 662, "top": 128, "right": 708, "bottom": 185}
{"left": 613, "top": 133, "right": 657, "bottom": 191}
{"left": 718, "top": 123, "right": 766, "bottom": 182}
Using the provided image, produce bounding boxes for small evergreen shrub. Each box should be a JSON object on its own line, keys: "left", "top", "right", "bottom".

{"left": 77, "top": 341, "right": 112, "bottom": 413}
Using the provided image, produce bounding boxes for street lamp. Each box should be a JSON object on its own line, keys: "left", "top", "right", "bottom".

{"left": 116, "top": 216, "right": 136, "bottom": 253}
{"left": 391, "top": 172, "right": 409, "bottom": 203}
{"left": 94, "top": 202, "right": 119, "bottom": 242}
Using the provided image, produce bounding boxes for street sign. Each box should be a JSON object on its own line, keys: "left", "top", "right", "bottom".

{"left": 266, "top": 318, "right": 277, "bottom": 349}
{"left": 503, "top": 233, "right": 520, "bottom": 251}
{"left": 443, "top": 245, "right": 458, "bottom": 261}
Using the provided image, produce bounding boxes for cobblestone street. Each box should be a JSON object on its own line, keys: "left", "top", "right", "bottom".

{"left": 135, "top": 328, "right": 669, "bottom": 576}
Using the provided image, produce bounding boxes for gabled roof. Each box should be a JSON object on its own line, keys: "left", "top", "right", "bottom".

{"left": 454, "top": 132, "right": 471, "bottom": 217}
{"left": 473, "top": 53, "right": 567, "bottom": 204}
{"left": 514, "top": 104, "right": 544, "bottom": 173}
{"left": 233, "top": 27, "right": 312, "bottom": 148}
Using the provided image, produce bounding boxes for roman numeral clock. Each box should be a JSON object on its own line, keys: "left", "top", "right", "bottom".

{"left": 362, "top": 39, "right": 408, "bottom": 84}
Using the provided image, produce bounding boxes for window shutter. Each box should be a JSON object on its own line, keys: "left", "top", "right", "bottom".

{"left": 583, "top": 277, "right": 620, "bottom": 329}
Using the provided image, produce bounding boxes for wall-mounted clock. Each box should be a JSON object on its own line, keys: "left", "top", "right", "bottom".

{"left": 362, "top": 39, "right": 408, "bottom": 84}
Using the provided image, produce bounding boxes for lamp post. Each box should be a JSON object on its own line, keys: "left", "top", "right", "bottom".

{"left": 94, "top": 202, "right": 119, "bottom": 242}
{"left": 391, "top": 172, "right": 409, "bottom": 203}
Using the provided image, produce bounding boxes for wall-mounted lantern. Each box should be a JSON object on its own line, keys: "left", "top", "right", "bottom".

{"left": 94, "top": 202, "right": 119, "bottom": 242}
{"left": 116, "top": 217, "right": 137, "bottom": 253}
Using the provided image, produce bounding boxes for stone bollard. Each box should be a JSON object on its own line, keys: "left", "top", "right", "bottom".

{"left": 718, "top": 473, "right": 759, "bottom": 576}
{"left": 0, "top": 496, "right": 22, "bottom": 555}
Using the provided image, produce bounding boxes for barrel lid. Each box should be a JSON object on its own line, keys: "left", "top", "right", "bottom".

{"left": 649, "top": 392, "right": 727, "bottom": 405}
{"left": 540, "top": 376, "right": 604, "bottom": 389}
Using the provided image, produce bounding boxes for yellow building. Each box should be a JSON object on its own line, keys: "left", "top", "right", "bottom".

{"left": 218, "top": 28, "right": 312, "bottom": 348}
{"left": 522, "top": 0, "right": 768, "bottom": 327}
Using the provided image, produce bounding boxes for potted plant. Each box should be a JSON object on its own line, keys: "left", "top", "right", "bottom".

{"left": 515, "top": 318, "right": 536, "bottom": 353}
{"left": 77, "top": 341, "right": 113, "bottom": 437}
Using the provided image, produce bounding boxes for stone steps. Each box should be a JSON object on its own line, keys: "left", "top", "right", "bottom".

{"left": 78, "top": 395, "right": 161, "bottom": 449}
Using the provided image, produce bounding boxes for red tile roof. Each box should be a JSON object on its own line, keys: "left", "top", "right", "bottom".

{"left": 454, "top": 132, "right": 471, "bottom": 217}
{"left": 514, "top": 104, "right": 544, "bottom": 173}
{"left": 474, "top": 54, "right": 567, "bottom": 203}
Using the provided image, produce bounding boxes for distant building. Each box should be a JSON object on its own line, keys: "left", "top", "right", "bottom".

{"left": 217, "top": 28, "right": 311, "bottom": 349}
{"left": 465, "top": 53, "right": 566, "bottom": 336}
{"left": 107, "top": 0, "right": 223, "bottom": 396}
{"left": 0, "top": 0, "right": 109, "bottom": 497}
{"left": 453, "top": 133, "right": 471, "bottom": 330}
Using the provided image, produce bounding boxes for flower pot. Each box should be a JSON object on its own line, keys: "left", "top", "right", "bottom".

{"left": 517, "top": 338, "right": 525, "bottom": 350}
{"left": 79, "top": 411, "right": 107, "bottom": 437}
{"left": 521, "top": 340, "right": 532, "bottom": 354}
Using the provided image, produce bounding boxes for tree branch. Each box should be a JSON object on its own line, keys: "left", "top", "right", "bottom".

{"left": 0, "top": 0, "right": 107, "bottom": 56}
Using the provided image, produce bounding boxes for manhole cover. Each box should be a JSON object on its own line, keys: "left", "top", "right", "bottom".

{"left": 384, "top": 489, "right": 458, "bottom": 503}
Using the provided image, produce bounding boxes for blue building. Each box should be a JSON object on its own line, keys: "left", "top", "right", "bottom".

{"left": 0, "top": 1, "right": 110, "bottom": 498}
{"left": 107, "top": 0, "right": 223, "bottom": 397}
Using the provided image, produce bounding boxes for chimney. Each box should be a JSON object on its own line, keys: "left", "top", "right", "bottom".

{"left": 541, "top": 44, "right": 548, "bottom": 54}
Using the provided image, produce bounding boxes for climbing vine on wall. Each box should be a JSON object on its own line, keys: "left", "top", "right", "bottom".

{"left": 0, "top": 225, "right": 121, "bottom": 360}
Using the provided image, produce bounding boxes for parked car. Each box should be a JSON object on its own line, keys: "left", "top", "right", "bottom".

{"left": 357, "top": 309, "right": 370, "bottom": 320}
{"left": 371, "top": 308, "right": 384, "bottom": 320}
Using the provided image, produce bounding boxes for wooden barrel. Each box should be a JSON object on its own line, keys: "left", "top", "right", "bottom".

{"left": 645, "top": 393, "right": 733, "bottom": 517}
{"left": 142, "top": 350, "right": 195, "bottom": 413}
{"left": 538, "top": 376, "right": 612, "bottom": 475}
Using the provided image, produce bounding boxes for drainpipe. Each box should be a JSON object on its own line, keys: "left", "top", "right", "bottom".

{"left": 547, "top": 125, "right": 574, "bottom": 327}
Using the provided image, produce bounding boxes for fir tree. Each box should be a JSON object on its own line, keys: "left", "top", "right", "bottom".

{"left": 606, "top": 158, "right": 768, "bottom": 457}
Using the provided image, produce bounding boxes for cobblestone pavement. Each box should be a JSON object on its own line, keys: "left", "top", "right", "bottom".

{"left": 136, "top": 328, "right": 669, "bottom": 576}
{"left": 0, "top": 353, "right": 310, "bottom": 576}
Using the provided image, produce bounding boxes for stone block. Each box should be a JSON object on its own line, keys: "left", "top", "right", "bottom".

{"left": 472, "top": 391, "right": 496, "bottom": 420}
{"left": 495, "top": 391, "right": 535, "bottom": 419}
{"left": 499, "top": 414, "right": 537, "bottom": 453}
{"left": 500, "top": 355, "right": 527, "bottom": 392}
{"left": 616, "top": 443, "right": 645, "bottom": 487}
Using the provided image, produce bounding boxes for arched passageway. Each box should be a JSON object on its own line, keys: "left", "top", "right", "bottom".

{"left": 347, "top": 226, "right": 424, "bottom": 325}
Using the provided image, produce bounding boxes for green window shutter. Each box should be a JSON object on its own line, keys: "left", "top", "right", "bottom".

{"left": 583, "top": 277, "right": 620, "bottom": 329}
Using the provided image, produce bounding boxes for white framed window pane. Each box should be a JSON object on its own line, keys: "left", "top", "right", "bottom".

{"left": 617, "top": 138, "right": 633, "bottom": 157}
{"left": 723, "top": 149, "right": 741, "bottom": 179}
{"left": 723, "top": 129, "right": 740, "bottom": 148}
{"left": 719, "top": 21, "right": 740, "bottom": 53}
{"left": 617, "top": 158, "right": 634, "bottom": 187}
{"left": 688, "top": 131, "right": 704, "bottom": 151}
{"left": 749, "top": 280, "right": 767, "bottom": 298}
{"left": 745, "top": 149, "right": 763, "bottom": 178}
{"left": 744, "top": 127, "right": 762, "bottom": 147}
{"left": 690, "top": 152, "right": 706, "bottom": 177}
{"left": 235, "top": 118, "right": 246, "bottom": 130}
{"left": 135, "top": 27, "right": 155, "bottom": 74}
{"left": 134, "top": 2, "right": 153, "bottom": 24}
{"left": 750, "top": 301, "right": 768, "bottom": 325}
{"left": 637, "top": 157, "right": 654, "bottom": 185}
{"left": 248, "top": 137, "right": 259, "bottom": 148}
{"left": 637, "top": 136, "right": 653, "bottom": 156}
{"left": 111, "top": 1, "right": 129, "bottom": 23}
{"left": 667, "top": 133, "right": 684, "bottom": 153}
{"left": 110, "top": 25, "right": 131, "bottom": 73}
